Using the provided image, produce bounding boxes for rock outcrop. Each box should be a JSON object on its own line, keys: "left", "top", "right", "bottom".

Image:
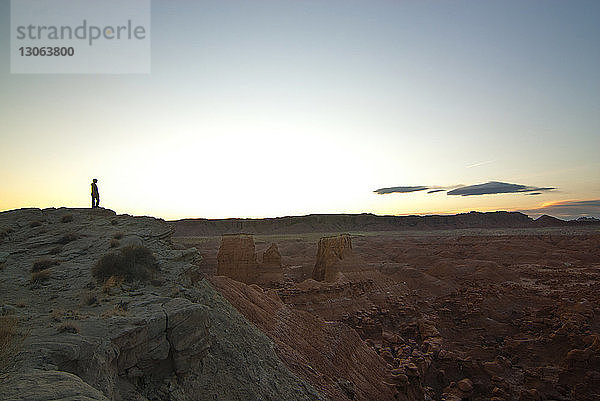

{"left": 260, "top": 243, "right": 284, "bottom": 285}
{"left": 216, "top": 234, "right": 283, "bottom": 286}
{"left": 216, "top": 233, "right": 258, "bottom": 283}
{"left": 312, "top": 234, "right": 352, "bottom": 282}
{"left": 0, "top": 208, "right": 322, "bottom": 401}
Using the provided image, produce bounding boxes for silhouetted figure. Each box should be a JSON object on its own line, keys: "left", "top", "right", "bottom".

{"left": 91, "top": 179, "right": 100, "bottom": 208}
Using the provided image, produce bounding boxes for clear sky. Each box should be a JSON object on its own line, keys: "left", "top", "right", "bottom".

{"left": 1, "top": 0, "right": 599, "bottom": 220}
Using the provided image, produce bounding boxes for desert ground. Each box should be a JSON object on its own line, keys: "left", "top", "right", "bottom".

{"left": 175, "top": 226, "right": 600, "bottom": 401}
{"left": 1, "top": 208, "right": 599, "bottom": 401}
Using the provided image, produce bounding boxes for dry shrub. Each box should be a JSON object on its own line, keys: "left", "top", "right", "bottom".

{"left": 92, "top": 245, "right": 159, "bottom": 283}
{"left": 57, "top": 233, "right": 78, "bottom": 245}
{"left": 57, "top": 321, "right": 80, "bottom": 334}
{"left": 82, "top": 292, "right": 98, "bottom": 306}
{"left": 112, "top": 232, "right": 124, "bottom": 240}
{"left": 60, "top": 214, "right": 74, "bottom": 223}
{"left": 51, "top": 309, "right": 64, "bottom": 322}
{"left": 31, "top": 269, "right": 51, "bottom": 283}
{"left": 29, "top": 221, "right": 42, "bottom": 228}
{"left": 32, "top": 258, "right": 58, "bottom": 272}
{"left": 109, "top": 239, "right": 120, "bottom": 248}
{"left": 0, "top": 316, "right": 26, "bottom": 373}
{"left": 102, "top": 301, "right": 129, "bottom": 318}
{"left": 102, "top": 275, "right": 124, "bottom": 294}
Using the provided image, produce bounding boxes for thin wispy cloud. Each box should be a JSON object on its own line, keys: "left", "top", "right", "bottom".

{"left": 466, "top": 160, "right": 495, "bottom": 169}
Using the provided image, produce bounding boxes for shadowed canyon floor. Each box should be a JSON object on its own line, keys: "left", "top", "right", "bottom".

{"left": 176, "top": 225, "right": 600, "bottom": 401}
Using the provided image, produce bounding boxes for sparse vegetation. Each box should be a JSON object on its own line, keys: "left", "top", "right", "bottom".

{"left": 92, "top": 245, "right": 159, "bottom": 283}
{"left": 102, "top": 301, "right": 129, "bottom": 317}
{"left": 57, "top": 321, "right": 80, "bottom": 334}
{"left": 0, "top": 315, "right": 26, "bottom": 373}
{"left": 31, "top": 258, "right": 58, "bottom": 272}
{"left": 51, "top": 309, "right": 64, "bottom": 322}
{"left": 83, "top": 292, "right": 98, "bottom": 306}
{"left": 30, "top": 269, "right": 51, "bottom": 283}
{"left": 112, "top": 232, "right": 124, "bottom": 240}
{"left": 29, "top": 220, "right": 42, "bottom": 228}
{"left": 57, "top": 233, "right": 78, "bottom": 245}
{"left": 102, "top": 275, "right": 124, "bottom": 294}
{"left": 110, "top": 238, "right": 120, "bottom": 248}
{"left": 60, "top": 214, "right": 74, "bottom": 223}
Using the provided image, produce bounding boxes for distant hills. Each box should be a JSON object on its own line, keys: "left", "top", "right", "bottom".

{"left": 173, "top": 211, "right": 599, "bottom": 236}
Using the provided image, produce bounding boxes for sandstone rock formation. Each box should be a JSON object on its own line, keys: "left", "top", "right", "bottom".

{"left": 260, "top": 243, "right": 284, "bottom": 285}
{"left": 216, "top": 234, "right": 283, "bottom": 286}
{"left": 216, "top": 233, "right": 258, "bottom": 283}
{"left": 312, "top": 234, "right": 352, "bottom": 282}
{"left": 209, "top": 275, "right": 399, "bottom": 401}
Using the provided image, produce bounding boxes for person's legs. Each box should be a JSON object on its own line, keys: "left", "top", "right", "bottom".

{"left": 92, "top": 196, "right": 95, "bottom": 208}
{"left": 96, "top": 195, "right": 100, "bottom": 208}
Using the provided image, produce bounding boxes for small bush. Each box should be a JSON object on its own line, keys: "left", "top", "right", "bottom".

{"left": 57, "top": 322, "right": 80, "bottom": 334}
{"left": 60, "top": 214, "right": 74, "bottom": 223}
{"left": 0, "top": 316, "right": 26, "bottom": 373}
{"left": 31, "top": 269, "right": 51, "bottom": 283}
{"left": 92, "top": 245, "right": 159, "bottom": 283}
{"left": 102, "top": 275, "right": 124, "bottom": 294}
{"left": 83, "top": 292, "right": 98, "bottom": 306}
{"left": 112, "top": 232, "right": 124, "bottom": 240}
{"left": 109, "top": 239, "right": 120, "bottom": 248}
{"left": 57, "top": 233, "right": 78, "bottom": 245}
{"left": 29, "top": 221, "right": 42, "bottom": 228}
{"left": 32, "top": 258, "right": 58, "bottom": 273}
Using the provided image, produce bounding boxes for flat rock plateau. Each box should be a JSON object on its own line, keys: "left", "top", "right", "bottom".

{"left": 1, "top": 208, "right": 599, "bottom": 401}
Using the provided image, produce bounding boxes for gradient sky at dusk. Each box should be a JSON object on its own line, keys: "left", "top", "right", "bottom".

{"left": 1, "top": 0, "right": 599, "bottom": 219}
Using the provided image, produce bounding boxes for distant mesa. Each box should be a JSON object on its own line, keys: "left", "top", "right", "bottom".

{"left": 534, "top": 214, "right": 568, "bottom": 227}
{"left": 312, "top": 234, "right": 353, "bottom": 282}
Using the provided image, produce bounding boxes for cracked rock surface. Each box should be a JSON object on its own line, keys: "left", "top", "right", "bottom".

{"left": 0, "top": 207, "right": 322, "bottom": 401}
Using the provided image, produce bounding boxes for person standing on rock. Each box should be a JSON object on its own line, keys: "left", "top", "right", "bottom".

{"left": 91, "top": 178, "right": 100, "bottom": 208}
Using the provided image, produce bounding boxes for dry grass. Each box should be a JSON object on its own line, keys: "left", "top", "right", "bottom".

{"left": 30, "top": 269, "right": 51, "bottom": 283}
{"left": 109, "top": 239, "right": 120, "bottom": 248}
{"left": 57, "top": 321, "right": 80, "bottom": 334}
{"left": 102, "top": 275, "right": 124, "bottom": 294}
{"left": 102, "top": 301, "right": 129, "bottom": 318}
{"left": 57, "top": 233, "right": 78, "bottom": 245}
{"left": 31, "top": 258, "right": 59, "bottom": 272}
{"left": 0, "top": 316, "right": 26, "bottom": 373}
{"left": 92, "top": 245, "right": 159, "bottom": 283}
{"left": 60, "top": 214, "right": 74, "bottom": 223}
{"left": 82, "top": 292, "right": 98, "bottom": 306}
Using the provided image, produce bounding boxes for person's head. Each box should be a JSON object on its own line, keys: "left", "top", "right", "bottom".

{"left": 93, "top": 178, "right": 98, "bottom": 183}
